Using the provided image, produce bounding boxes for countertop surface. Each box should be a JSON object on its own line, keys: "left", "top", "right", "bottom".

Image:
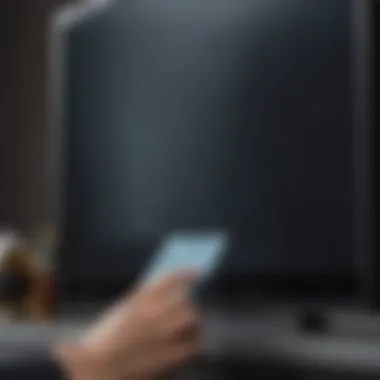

{"left": 2, "top": 309, "right": 380, "bottom": 373}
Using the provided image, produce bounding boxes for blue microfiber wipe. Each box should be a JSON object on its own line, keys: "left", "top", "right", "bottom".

{"left": 140, "top": 231, "right": 228, "bottom": 286}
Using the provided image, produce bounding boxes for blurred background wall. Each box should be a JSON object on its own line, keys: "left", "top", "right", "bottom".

{"left": 0, "top": 0, "right": 72, "bottom": 230}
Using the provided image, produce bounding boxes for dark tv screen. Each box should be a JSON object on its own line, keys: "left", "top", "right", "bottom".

{"left": 56, "top": 0, "right": 358, "bottom": 298}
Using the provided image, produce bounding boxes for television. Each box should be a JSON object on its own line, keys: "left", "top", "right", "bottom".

{"left": 48, "top": 0, "right": 378, "bottom": 307}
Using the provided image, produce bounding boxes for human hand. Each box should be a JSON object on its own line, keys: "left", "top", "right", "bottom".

{"left": 56, "top": 270, "right": 201, "bottom": 380}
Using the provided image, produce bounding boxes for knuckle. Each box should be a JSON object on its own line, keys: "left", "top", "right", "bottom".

{"left": 172, "top": 313, "right": 201, "bottom": 339}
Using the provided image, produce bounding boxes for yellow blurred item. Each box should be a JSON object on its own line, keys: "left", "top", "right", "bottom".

{"left": 0, "top": 229, "right": 56, "bottom": 322}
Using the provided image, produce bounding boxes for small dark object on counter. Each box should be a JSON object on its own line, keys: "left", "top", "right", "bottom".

{"left": 298, "top": 310, "right": 328, "bottom": 333}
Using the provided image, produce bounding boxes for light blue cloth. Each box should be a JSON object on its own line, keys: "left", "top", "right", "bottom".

{"left": 140, "top": 231, "right": 227, "bottom": 285}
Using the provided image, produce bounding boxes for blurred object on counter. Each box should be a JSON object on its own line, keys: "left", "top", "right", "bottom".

{"left": 0, "top": 228, "right": 57, "bottom": 322}
{"left": 0, "top": 229, "right": 35, "bottom": 320}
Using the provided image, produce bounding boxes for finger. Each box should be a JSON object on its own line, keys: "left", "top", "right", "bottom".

{"left": 154, "top": 270, "right": 199, "bottom": 295}
{"left": 165, "top": 309, "right": 201, "bottom": 342}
